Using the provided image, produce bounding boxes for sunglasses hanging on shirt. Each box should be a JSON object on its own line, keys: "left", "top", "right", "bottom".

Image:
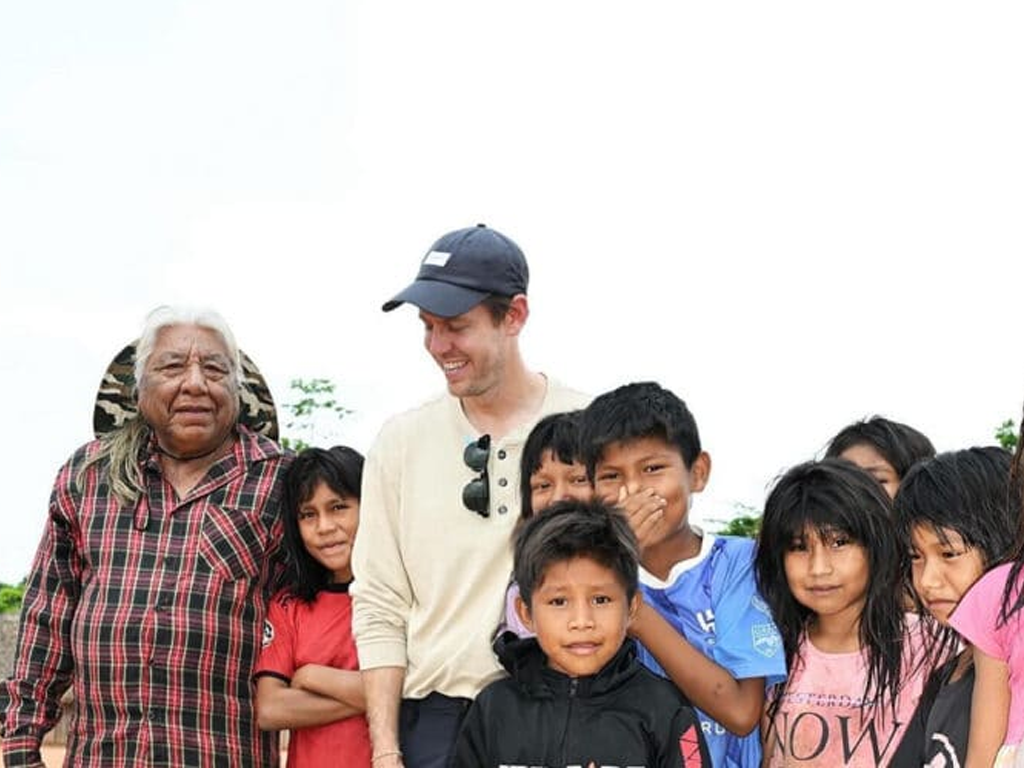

{"left": 462, "top": 434, "right": 491, "bottom": 517}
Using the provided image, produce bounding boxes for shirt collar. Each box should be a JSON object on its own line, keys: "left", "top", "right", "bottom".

{"left": 141, "top": 423, "right": 285, "bottom": 475}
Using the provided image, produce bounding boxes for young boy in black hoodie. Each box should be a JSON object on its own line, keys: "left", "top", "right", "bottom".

{"left": 452, "top": 499, "right": 710, "bottom": 768}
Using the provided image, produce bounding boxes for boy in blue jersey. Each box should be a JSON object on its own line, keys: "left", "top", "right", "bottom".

{"left": 579, "top": 382, "right": 785, "bottom": 768}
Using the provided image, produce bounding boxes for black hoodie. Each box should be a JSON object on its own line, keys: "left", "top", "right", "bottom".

{"left": 452, "top": 634, "right": 710, "bottom": 768}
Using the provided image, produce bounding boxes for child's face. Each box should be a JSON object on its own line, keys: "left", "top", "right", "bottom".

{"left": 297, "top": 480, "right": 360, "bottom": 583}
{"left": 909, "top": 523, "right": 985, "bottom": 626}
{"left": 593, "top": 437, "right": 708, "bottom": 547}
{"left": 529, "top": 450, "right": 592, "bottom": 515}
{"left": 839, "top": 443, "right": 900, "bottom": 499}
{"left": 516, "top": 556, "right": 638, "bottom": 678}
{"left": 784, "top": 526, "right": 869, "bottom": 626}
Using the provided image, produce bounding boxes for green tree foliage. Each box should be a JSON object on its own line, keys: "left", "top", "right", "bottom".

{"left": 281, "top": 378, "right": 352, "bottom": 452}
{"left": 0, "top": 580, "right": 26, "bottom": 614}
{"left": 712, "top": 504, "right": 761, "bottom": 538}
{"left": 996, "top": 419, "right": 1019, "bottom": 452}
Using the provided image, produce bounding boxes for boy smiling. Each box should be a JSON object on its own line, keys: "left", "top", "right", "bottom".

{"left": 579, "top": 382, "right": 786, "bottom": 768}
{"left": 453, "top": 500, "right": 709, "bottom": 768}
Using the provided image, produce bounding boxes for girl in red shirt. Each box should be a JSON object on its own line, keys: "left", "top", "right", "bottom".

{"left": 255, "top": 446, "right": 371, "bottom": 768}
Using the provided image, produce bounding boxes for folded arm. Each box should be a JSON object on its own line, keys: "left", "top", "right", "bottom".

{"left": 255, "top": 672, "right": 362, "bottom": 731}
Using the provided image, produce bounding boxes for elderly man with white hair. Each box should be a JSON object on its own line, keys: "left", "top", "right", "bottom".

{"left": 0, "top": 306, "right": 289, "bottom": 767}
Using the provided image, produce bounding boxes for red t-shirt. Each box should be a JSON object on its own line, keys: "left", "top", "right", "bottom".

{"left": 256, "top": 585, "right": 372, "bottom": 768}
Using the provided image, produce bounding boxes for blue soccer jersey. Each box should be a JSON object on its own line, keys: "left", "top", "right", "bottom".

{"left": 637, "top": 533, "right": 785, "bottom": 768}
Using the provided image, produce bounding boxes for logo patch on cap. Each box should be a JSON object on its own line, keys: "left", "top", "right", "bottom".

{"left": 423, "top": 250, "right": 451, "bottom": 267}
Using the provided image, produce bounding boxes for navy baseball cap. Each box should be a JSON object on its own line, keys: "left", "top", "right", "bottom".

{"left": 382, "top": 224, "right": 529, "bottom": 317}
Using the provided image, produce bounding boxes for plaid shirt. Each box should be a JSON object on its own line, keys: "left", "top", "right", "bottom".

{"left": 1, "top": 425, "right": 289, "bottom": 767}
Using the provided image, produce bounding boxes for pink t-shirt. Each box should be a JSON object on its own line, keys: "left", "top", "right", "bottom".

{"left": 764, "top": 623, "right": 928, "bottom": 767}
{"left": 949, "top": 562, "right": 1024, "bottom": 745}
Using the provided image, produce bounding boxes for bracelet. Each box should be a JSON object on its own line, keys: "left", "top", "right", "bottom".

{"left": 372, "top": 750, "right": 402, "bottom": 763}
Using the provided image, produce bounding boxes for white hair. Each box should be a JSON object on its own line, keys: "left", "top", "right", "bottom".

{"left": 134, "top": 305, "right": 242, "bottom": 394}
{"left": 78, "top": 305, "right": 243, "bottom": 506}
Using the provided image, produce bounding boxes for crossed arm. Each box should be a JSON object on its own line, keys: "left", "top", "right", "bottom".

{"left": 256, "top": 665, "right": 366, "bottom": 731}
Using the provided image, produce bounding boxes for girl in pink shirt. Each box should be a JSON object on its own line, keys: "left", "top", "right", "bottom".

{"left": 755, "top": 458, "right": 931, "bottom": 767}
{"left": 948, "top": 429, "right": 1024, "bottom": 767}
{"left": 890, "top": 446, "right": 1016, "bottom": 767}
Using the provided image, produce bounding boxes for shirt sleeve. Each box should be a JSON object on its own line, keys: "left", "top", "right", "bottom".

{"left": 254, "top": 596, "right": 297, "bottom": 681}
{"left": 662, "top": 705, "right": 712, "bottom": 768}
{"left": 948, "top": 565, "right": 1010, "bottom": 661}
{"left": 261, "top": 455, "right": 290, "bottom": 599}
{"left": 1, "top": 459, "right": 84, "bottom": 766}
{"left": 350, "top": 419, "right": 413, "bottom": 670}
{"left": 887, "top": 682, "right": 930, "bottom": 767}
{"left": 710, "top": 539, "right": 787, "bottom": 685}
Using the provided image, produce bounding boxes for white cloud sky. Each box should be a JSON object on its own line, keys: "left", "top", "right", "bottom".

{"left": 1, "top": 1, "right": 1023, "bottom": 582}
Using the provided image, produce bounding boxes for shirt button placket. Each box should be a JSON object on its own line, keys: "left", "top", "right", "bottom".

{"left": 494, "top": 443, "right": 511, "bottom": 514}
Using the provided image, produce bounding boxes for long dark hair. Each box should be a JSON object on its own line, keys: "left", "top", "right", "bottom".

{"left": 825, "top": 415, "right": 935, "bottom": 480}
{"left": 756, "top": 458, "right": 907, "bottom": 723}
{"left": 894, "top": 446, "right": 1015, "bottom": 703}
{"left": 280, "top": 445, "right": 364, "bottom": 602}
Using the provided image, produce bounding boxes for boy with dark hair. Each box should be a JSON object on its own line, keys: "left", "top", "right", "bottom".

{"left": 578, "top": 382, "right": 785, "bottom": 768}
{"left": 453, "top": 499, "right": 709, "bottom": 768}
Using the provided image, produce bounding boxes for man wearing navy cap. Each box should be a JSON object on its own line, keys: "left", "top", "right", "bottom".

{"left": 352, "top": 225, "right": 588, "bottom": 767}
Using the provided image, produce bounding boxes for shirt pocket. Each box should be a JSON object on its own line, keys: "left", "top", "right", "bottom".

{"left": 198, "top": 504, "right": 268, "bottom": 582}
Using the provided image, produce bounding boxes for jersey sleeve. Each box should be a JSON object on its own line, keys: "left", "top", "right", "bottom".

{"left": 709, "top": 538, "right": 787, "bottom": 685}
{"left": 254, "top": 595, "right": 297, "bottom": 681}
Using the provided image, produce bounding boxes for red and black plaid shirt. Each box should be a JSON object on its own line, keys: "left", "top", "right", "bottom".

{"left": 1, "top": 425, "right": 289, "bottom": 767}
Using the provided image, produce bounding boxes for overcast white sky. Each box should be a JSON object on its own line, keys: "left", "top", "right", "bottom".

{"left": 1, "top": 2, "right": 1022, "bottom": 583}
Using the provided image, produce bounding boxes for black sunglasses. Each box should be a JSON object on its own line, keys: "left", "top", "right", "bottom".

{"left": 462, "top": 434, "right": 491, "bottom": 517}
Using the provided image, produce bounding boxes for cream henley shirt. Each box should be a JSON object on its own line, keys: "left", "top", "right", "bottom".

{"left": 351, "top": 379, "right": 589, "bottom": 699}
